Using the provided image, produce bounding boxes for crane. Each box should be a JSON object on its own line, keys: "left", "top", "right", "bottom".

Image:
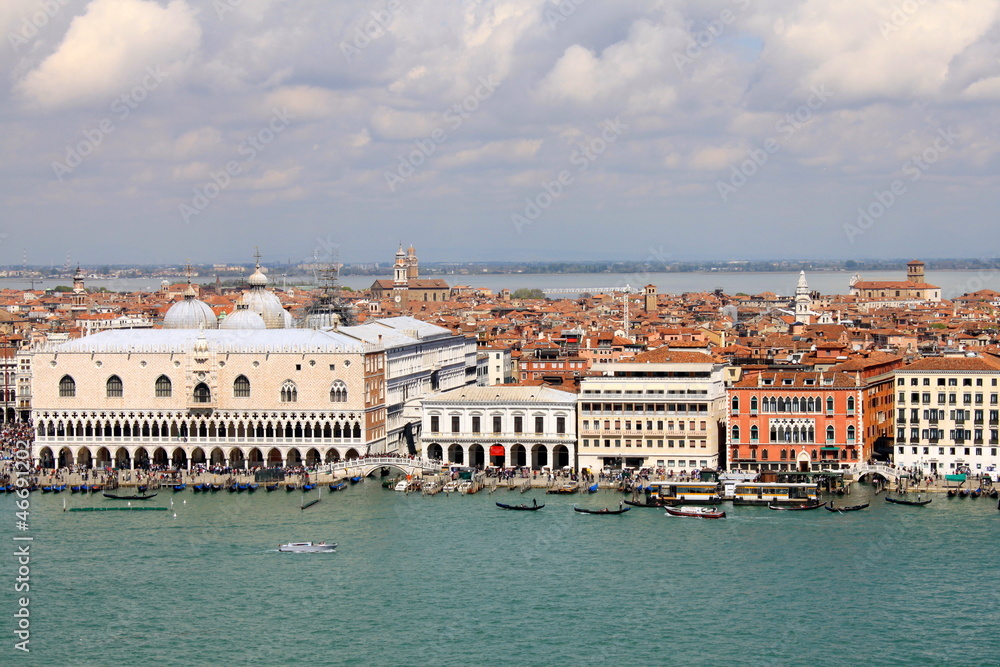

{"left": 539, "top": 285, "right": 635, "bottom": 337}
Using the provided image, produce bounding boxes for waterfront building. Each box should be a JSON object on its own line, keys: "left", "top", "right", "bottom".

{"left": 727, "top": 369, "right": 863, "bottom": 472}
{"left": 849, "top": 260, "right": 942, "bottom": 306}
{"left": 420, "top": 385, "right": 576, "bottom": 469}
{"left": 828, "top": 351, "right": 902, "bottom": 460}
{"left": 369, "top": 245, "right": 450, "bottom": 306}
{"left": 30, "top": 316, "right": 475, "bottom": 469}
{"left": 893, "top": 354, "right": 1000, "bottom": 475}
{"left": 577, "top": 350, "right": 727, "bottom": 473}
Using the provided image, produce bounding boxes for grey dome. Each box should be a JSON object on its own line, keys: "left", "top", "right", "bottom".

{"left": 220, "top": 305, "right": 266, "bottom": 330}
{"left": 164, "top": 291, "right": 218, "bottom": 330}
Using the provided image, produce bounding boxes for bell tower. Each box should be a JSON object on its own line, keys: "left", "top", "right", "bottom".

{"left": 907, "top": 260, "right": 925, "bottom": 284}
{"left": 644, "top": 284, "right": 657, "bottom": 313}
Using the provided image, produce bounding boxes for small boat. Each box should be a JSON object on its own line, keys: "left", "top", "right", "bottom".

{"left": 394, "top": 480, "right": 410, "bottom": 492}
{"left": 586, "top": 483, "right": 598, "bottom": 493}
{"left": 172, "top": 484, "right": 186, "bottom": 492}
{"left": 192, "top": 484, "right": 206, "bottom": 493}
{"left": 329, "top": 481, "right": 348, "bottom": 492}
{"left": 228, "top": 484, "right": 238, "bottom": 493}
{"left": 971, "top": 489, "right": 982, "bottom": 498}
{"left": 103, "top": 492, "right": 158, "bottom": 500}
{"left": 248, "top": 484, "right": 259, "bottom": 493}
{"left": 496, "top": 501, "right": 543, "bottom": 511}
{"left": 71, "top": 485, "right": 82, "bottom": 493}
{"left": 237, "top": 483, "right": 249, "bottom": 492}
{"left": 546, "top": 483, "right": 579, "bottom": 495}
{"left": 457, "top": 481, "right": 474, "bottom": 494}
{"left": 825, "top": 501, "right": 869, "bottom": 512}
{"left": 210, "top": 484, "right": 221, "bottom": 492}
{"left": 885, "top": 496, "right": 932, "bottom": 507}
{"left": 989, "top": 489, "right": 999, "bottom": 499}
{"left": 52, "top": 485, "right": 65, "bottom": 494}
{"left": 137, "top": 485, "right": 148, "bottom": 493}
{"left": 958, "top": 489, "right": 970, "bottom": 498}
{"left": 90, "top": 485, "right": 102, "bottom": 492}
{"left": 265, "top": 484, "right": 279, "bottom": 492}
{"left": 302, "top": 483, "right": 316, "bottom": 491}
{"left": 278, "top": 541, "right": 336, "bottom": 553}
{"left": 623, "top": 499, "right": 662, "bottom": 508}
{"left": 573, "top": 504, "right": 630, "bottom": 515}
{"left": 947, "top": 489, "right": 956, "bottom": 498}
{"left": 41, "top": 486, "right": 53, "bottom": 493}
{"left": 286, "top": 484, "right": 297, "bottom": 492}
{"left": 663, "top": 505, "right": 726, "bottom": 519}
{"left": 767, "top": 502, "right": 826, "bottom": 511}
{"left": 349, "top": 476, "right": 362, "bottom": 484}
{"left": 443, "top": 481, "right": 460, "bottom": 493}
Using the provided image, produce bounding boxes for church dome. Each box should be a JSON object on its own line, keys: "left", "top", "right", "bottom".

{"left": 164, "top": 285, "right": 218, "bottom": 329}
{"left": 220, "top": 304, "right": 266, "bottom": 330}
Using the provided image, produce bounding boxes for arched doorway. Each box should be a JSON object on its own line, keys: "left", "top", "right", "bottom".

{"left": 469, "top": 444, "right": 485, "bottom": 469}
{"left": 248, "top": 448, "right": 264, "bottom": 467}
{"left": 324, "top": 449, "right": 341, "bottom": 464}
{"left": 287, "top": 448, "right": 302, "bottom": 466}
{"left": 210, "top": 448, "right": 225, "bottom": 466}
{"left": 266, "top": 448, "right": 282, "bottom": 467}
{"left": 797, "top": 450, "right": 810, "bottom": 472}
{"left": 172, "top": 448, "right": 188, "bottom": 470}
{"left": 531, "top": 444, "right": 548, "bottom": 469}
{"left": 95, "top": 447, "right": 111, "bottom": 468}
{"left": 134, "top": 447, "right": 150, "bottom": 469}
{"left": 114, "top": 447, "right": 130, "bottom": 469}
{"left": 38, "top": 447, "right": 54, "bottom": 469}
{"left": 76, "top": 447, "right": 93, "bottom": 469}
{"left": 510, "top": 444, "right": 527, "bottom": 467}
{"left": 191, "top": 448, "right": 207, "bottom": 466}
{"left": 489, "top": 444, "right": 505, "bottom": 467}
{"left": 152, "top": 447, "right": 168, "bottom": 467}
{"left": 344, "top": 448, "right": 359, "bottom": 460}
{"left": 447, "top": 444, "right": 464, "bottom": 464}
{"left": 305, "top": 448, "right": 320, "bottom": 466}
{"left": 426, "top": 443, "right": 443, "bottom": 461}
{"left": 230, "top": 448, "right": 246, "bottom": 470}
{"left": 553, "top": 445, "right": 569, "bottom": 469}
{"left": 58, "top": 447, "right": 73, "bottom": 468}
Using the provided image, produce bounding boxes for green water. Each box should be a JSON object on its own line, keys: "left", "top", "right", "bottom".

{"left": 1, "top": 484, "right": 998, "bottom": 666}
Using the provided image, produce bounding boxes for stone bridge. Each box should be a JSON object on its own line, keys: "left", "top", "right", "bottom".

{"left": 842, "top": 463, "right": 909, "bottom": 485}
{"left": 316, "top": 455, "right": 443, "bottom": 479}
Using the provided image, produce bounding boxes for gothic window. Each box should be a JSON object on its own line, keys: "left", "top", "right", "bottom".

{"left": 847, "top": 425, "right": 856, "bottom": 442}
{"left": 750, "top": 425, "right": 759, "bottom": 442}
{"left": 59, "top": 375, "right": 76, "bottom": 398}
{"left": 847, "top": 396, "right": 856, "bottom": 413}
{"left": 280, "top": 380, "right": 297, "bottom": 403}
{"left": 750, "top": 396, "right": 758, "bottom": 412}
{"left": 731, "top": 425, "right": 739, "bottom": 442}
{"left": 155, "top": 375, "right": 172, "bottom": 398}
{"left": 234, "top": 375, "right": 251, "bottom": 398}
{"left": 330, "top": 380, "right": 348, "bottom": 403}
{"left": 826, "top": 425, "right": 835, "bottom": 442}
{"left": 732, "top": 396, "right": 739, "bottom": 413}
{"left": 106, "top": 375, "right": 123, "bottom": 398}
{"left": 193, "top": 383, "right": 211, "bottom": 403}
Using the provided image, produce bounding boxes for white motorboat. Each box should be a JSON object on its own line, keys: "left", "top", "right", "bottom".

{"left": 394, "top": 480, "right": 410, "bottom": 491}
{"left": 442, "top": 480, "right": 460, "bottom": 493}
{"left": 278, "top": 541, "right": 337, "bottom": 553}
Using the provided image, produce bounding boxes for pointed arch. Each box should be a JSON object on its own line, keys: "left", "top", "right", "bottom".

{"left": 106, "top": 375, "right": 123, "bottom": 398}
{"left": 155, "top": 375, "right": 172, "bottom": 397}
{"left": 234, "top": 375, "right": 251, "bottom": 398}
{"left": 280, "top": 380, "right": 298, "bottom": 403}
{"left": 59, "top": 375, "right": 76, "bottom": 398}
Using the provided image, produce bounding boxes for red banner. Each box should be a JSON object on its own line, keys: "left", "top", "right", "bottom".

{"left": 489, "top": 445, "right": 505, "bottom": 457}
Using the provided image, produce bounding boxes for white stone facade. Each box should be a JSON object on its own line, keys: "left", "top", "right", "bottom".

{"left": 420, "top": 385, "right": 577, "bottom": 469}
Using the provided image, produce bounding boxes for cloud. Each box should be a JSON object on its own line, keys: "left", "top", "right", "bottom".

{"left": 15, "top": 0, "right": 201, "bottom": 110}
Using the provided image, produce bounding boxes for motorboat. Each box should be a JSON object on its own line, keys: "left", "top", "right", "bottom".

{"left": 394, "top": 480, "right": 410, "bottom": 492}
{"left": 443, "top": 480, "right": 460, "bottom": 493}
{"left": 278, "top": 541, "right": 337, "bottom": 553}
{"left": 663, "top": 505, "right": 726, "bottom": 519}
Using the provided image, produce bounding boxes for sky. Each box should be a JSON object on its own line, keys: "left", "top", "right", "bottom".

{"left": 2, "top": 0, "right": 999, "bottom": 266}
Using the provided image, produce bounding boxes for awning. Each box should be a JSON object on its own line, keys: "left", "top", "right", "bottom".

{"left": 820, "top": 446, "right": 839, "bottom": 451}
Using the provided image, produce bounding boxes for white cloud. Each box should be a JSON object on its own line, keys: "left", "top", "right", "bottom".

{"left": 15, "top": 0, "right": 201, "bottom": 110}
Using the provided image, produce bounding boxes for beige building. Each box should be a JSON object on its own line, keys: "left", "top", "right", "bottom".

{"left": 577, "top": 350, "right": 728, "bottom": 473}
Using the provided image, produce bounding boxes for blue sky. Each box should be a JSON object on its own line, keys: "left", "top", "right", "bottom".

{"left": 2, "top": 0, "right": 999, "bottom": 266}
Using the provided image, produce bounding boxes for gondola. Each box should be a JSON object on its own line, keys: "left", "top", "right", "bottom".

{"left": 228, "top": 484, "right": 238, "bottom": 493}
{"left": 958, "top": 489, "right": 970, "bottom": 498}
{"left": 947, "top": 489, "right": 956, "bottom": 497}
{"left": 237, "top": 483, "right": 249, "bottom": 492}
{"left": 41, "top": 486, "right": 53, "bottom": 493}
{"left": 137, "top": 485, "right": 148, "bottom": 493}
{"left": 496, "top": 501, "right": 544, "bottom": 511}
{"left": 971, "top": 489, "right": 982, "bottom": 498}
{"left": 210, "top": 484, "right": 221, "bottom": 492}
{"left": 302, "top": 483, "right": 316, "bottom": 491}
{"left": 248, "top": 484, "right": 258, "bottom": 492}
{"left": 349, "top": 476, "right": 362, "bottom": 484}
{"left": 172, "top": 484, "right": 186, "bottom": 492}
{"left": 825, "top": 501, "right": 869, "bottom": 512}
{"left": 286, "top": 484, "right": 297, "bottom": 492}
{"left": 573, "top": 504, "right": 630, "bottom": 515}
{"left": 885, "top": 496, "right": 932, "bottom": 506}
{"left": 989, "top": 489, "right": 999, "bottom": 499}
{"left": 192, "top": 484, "right": 206, "bottom": 493}
{"left": 767, "top": 501, "right": 825, "bottom": 511}
{"left": 71, "top": 485, "right": 82, "bottom": 493}
{"left": 663, "top": 505, "right": 726, "bottom": 519}
{"left": 265, "top": 484, "right": 279, "bottom": 492}
{"left": 103, "top": 492, "right": 158, "bottom": 500}
{"left": 623, "top": 499, "right": 662, "bottom": 508}
{"left": 52, "top": 485, "right": 65, "bottom": 493}
{"left": 329, "top": 481, "right": 348, "bottom": 492}
{"left": 586, "top": 483, "right": 598, "bottom": 493}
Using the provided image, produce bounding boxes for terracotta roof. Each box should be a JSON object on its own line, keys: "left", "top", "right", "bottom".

{"left": 900, "top": 356, "right": 1000, "bottom": 372}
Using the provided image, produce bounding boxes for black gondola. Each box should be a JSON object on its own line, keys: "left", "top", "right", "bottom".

{"left": 825, "top": 501, "right": 869, "bottom": 512}
{"left": 623, "top": 499, "right": 662, "bottom": 508}
{"left": 885, "top": 496, "right": 932, "bottom": 506}
{"left": 496, "top": 501, "right": 544, "bottom": 511}
{"left": 947, "top": 489, "right": 956, "bottom": 497}
{"left": 573, "top": 504, "right": 631, "bottom": 515}
{"left": 768, "top": 502, "right": 826, "bottom": 511}
{"left": 265, "top": 484, "right": 279, "bottom": 492}
{"left": 958, "top": 489, "right": 970, "bottom": 498}
{"left": 103, "top": 492, "right": 158, "bottom": 500}
{"left": 286, "top": 484, "right": 297, "bottom": 492}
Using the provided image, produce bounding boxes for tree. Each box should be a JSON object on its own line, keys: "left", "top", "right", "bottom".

{"left": 512, "top": 288, "right": 546, "bottom": 299}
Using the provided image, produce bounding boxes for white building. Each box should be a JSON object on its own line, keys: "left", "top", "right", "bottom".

{"left": 894, "top": 354, "right": 1000, "bottom": 476}
{"left": 420, "top": 385, "right": 577, "bottom": 469}
{"left": 577, "top": 350, "right": 728, "bottom": 473}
